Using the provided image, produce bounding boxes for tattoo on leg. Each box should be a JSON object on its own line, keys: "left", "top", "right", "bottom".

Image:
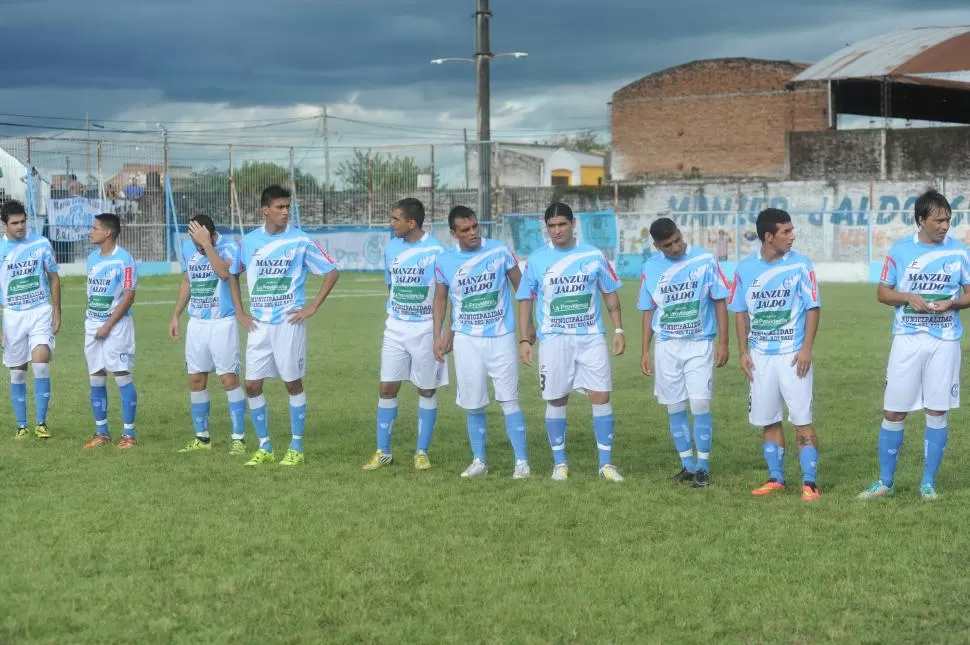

{"left": 797, "top": 435, "right": 818, "bottom": 447}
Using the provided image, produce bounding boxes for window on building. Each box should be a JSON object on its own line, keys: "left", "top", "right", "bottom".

{"left": 551, "top": 175, "right": 569, "bottom": 186}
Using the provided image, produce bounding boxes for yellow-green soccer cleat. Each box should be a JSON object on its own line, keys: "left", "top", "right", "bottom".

{"left": 279, "top": 449, "right": 305, "bottom": 466}
{"left": 244, "top": 448, "right": 275, "bottom": 466}
{"left": 177, "top": 438, "right": 212, "bottom": 453}
{"left": 414, "top": 451, "right": 432, "bottom": 471}
{"left": 361, "top": 450, "right": 393, "bottom": 470}
{"left": 34, "top": 424, "right": 51, "bottom": 439}
{"left": 228, "top": 439, "right": 247, "bottom": 455}
{"left": 15, "top": 427, "right": 29, "bottom": 440}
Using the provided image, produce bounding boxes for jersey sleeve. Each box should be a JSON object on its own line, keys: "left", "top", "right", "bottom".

{"left": 636, "top": 271, "right": 656, "bottom": 311}
{"left": 597, "top": 255, "right": 623, "bottom": 294}
{"left": 383, "top": 245, "right": 392, "bottom": 286}
{"left": 800, "top": 260, "right": 820, "bottom": 309}
{"left": 434, "top": 258, "right": 451, "bottom": 287}
{"left": 122, "top": 252, "right": 137, "bottom": 291}
{"left": 880, "top": 248, "right": 898, "bottom": 287}
{"left": 961, "top": 250, "right": 970, "bottom": 287}
{"left": 727, "top": 270, "right": 747, "bottom": 312}
{"left": 515, "top": 260, "right": 538, "bottom": 301}
{"left": 223, "top": 240, "right": 242, "bottom": 275}
{"left": 709, "top": 258, "right": 731, "bottom": 300}
{"left": 43, "top": 239, "right": 59, "bottom": 274}
{"left": 178, "top": 240, "right": 189, "bottom": 273}
{"left": 504, "top": 247, "right": 518, "bottom": 273}
{"left": 305, "top": 239, "right": 337, "bottom": 275}
{"left": 239, "top": 238, "right": 251, "bottom": 274}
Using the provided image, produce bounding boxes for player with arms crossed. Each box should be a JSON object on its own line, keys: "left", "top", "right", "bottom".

{"left": 516, "top": 203, "right": 626, "bottom": 482}
{"left": 0, "top": 200, "right": 60, "bottom": 439}
{"left": 729, "top": 208, "right": 821, "bottom": 501}
{"left": 638, "top": 217, "right": 730, "bottom": 487}
{"left": 83, "top": 213, "right": 139, "bottom": 448}
{"left": 859, "top": 190, "right": 970, "bottom": 501}
{"left": 432, "top": 206, "right": 531, "bottom": 478}
{"left": 169, "top": 215, "right": 247, "bottom": 454}
{"left": 231, "top": 185, "right": 339, "bottom": 467}
{"left": 363, "top": 197, "right": 448, "bottom": 471}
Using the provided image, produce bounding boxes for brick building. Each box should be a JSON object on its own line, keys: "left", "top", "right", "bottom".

{"left": 610, "top": 58, "right": 829, "bottom": 180}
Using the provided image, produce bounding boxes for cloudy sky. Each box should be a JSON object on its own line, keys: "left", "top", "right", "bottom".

{"left": 2, "top": 0, "right": 970, "bottom": 184}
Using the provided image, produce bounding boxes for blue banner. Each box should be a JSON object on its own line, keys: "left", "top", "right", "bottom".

{"left": 46, "top": 196, "right": 114, "bottom": 242}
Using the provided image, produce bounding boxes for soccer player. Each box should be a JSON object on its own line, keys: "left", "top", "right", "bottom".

{"left": 231, "top": 185, "right": 339, "bottom": 467}
{"left": 432, "top": 205, "right": 531, "bottom": 478}
{"left": 515, "top": 202, "right": 626, "bottom": 482}
{"left": 362, "top": 197, "right": 447, "bottom": 471}
{"left": 82, "top": 213, "right": 139, "bottom": 448}
{"left": 168, "top": 215, "right": 247, "bottom": 454}
{"left": 0, "top": 200, "right": 60, "bottom": 439}
{"left": 859, "top": 190, "right": 970, "bottom": 501}
{"left": 728, "top": 208, "right": 821, "bottom": 501}
{"left": 638, "top": 217, "right": 730, "bottom": 488}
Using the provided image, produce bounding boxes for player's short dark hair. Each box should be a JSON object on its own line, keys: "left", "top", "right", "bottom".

{"left": 649, "top": 217, "right": 679, "bottom": 243}
{"left": 448, "top": 205, "right": 476, "bottom": 230}
{"left": 915, "top": 189, "right": 952, "bottom": 224}
{"left": 0, "top": 200, "right": 26, "bottom": 224}
{"left": 260, "top": 185, "right": 291, "bottom": 207}
{"left": 190, "top": 214, "right": 216, "bottom": 234}
{"left": 95, "top": 213, "right": 121, "bottom": 240}
{"left": 544, "top": 202, "right": 574, "bottom": 223}
{"left": 756, "top": 208, "right": 792, "bottom": 241}
{"left": 394, "top": 197, "right": 425, "bottom": 229}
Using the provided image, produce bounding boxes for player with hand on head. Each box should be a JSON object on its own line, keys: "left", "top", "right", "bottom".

{"left": 169, "top": 215, "right": 247, "bottom": 454}
{"left": 0, "top": 200, "right": 60, "bottom": 439}
{"left": 516, "top": 202, "right": 626, "bottom": 482}
{"left": 859, "top": 190, "right": 970, "bottom": 501}
{"left": 433, "top": 206, "right": 531, "bottom": 478}
{"left": 728, "top": 208, "right": 821, "bottom": 501}
{"left": 231, "top": 185, "right": 340, "bottom": 467}
{"left": 638, "top": 217, "right": 730, "bottom": 488}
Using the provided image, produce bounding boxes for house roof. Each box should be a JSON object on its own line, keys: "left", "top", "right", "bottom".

{"left": 500, "top": 144, "right": 604, "bottom": 166}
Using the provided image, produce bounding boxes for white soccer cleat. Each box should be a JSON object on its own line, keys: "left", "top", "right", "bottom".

{"left": 512, "top": 460, "right": 532, "bottom": 479}
{"left": 599, "top": 464, "right": 624, "bottom": 482}
{"left": 551, "top": 463, "right": 569, "bottom": 481}
{"left": 460, "top": 459, "right": 488, "bottom": 478}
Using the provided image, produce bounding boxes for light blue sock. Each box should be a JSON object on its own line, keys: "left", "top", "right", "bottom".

{"left": 799, "top": 446, "right": 818, "bottom": 485}
{"left": 501, "top": 401, "right": 528, "bottom": 463}
{"left": 376, "top": 397, "right": 398, "bottom": 453}
{"left": 226, "top": 387, "right": 247, "bottom": 441}
{"left": 416, "top": 394, "right": 437, "bottom": 453}
{"left": 763, "top": 440, "right": 784, "bottom": 483}
{"left": 467, "top": 408, "right": 487, "bottom": 462}
{"left": 545, "top": 403, "right": 568, "bottom": 465}
{"left": 248, "top": 394, "right": 271, "bottom": 453}
{"left": 922, "top": 415, "right": 949, "bottom": 487}
{"left": 32, "top": 363, "right": 51, "bottom": 426}
{"left": 592, "top": 403, "right": 615, "bottom": 468}
{"left": 667, "top": 403, "right": 695, "bottom": 472}
{"left": 116, "top": 375, "right": 137, "bottom": 440}
{"left": 190, "top": 390, "right": 210, "bottom": 439}
{"left": 691, "top": 401, "right": 713, "bottom": 472}
{"left": 9, "top": 370, "right": 27, "bottom": 429}
{"left": 878, "top": 419, "right": 904, "bottom": 487}
{"left": 89, "top": 376, "right": 109, "bottom": 435}
{"left": 289, "top": 392, "right": 307, "bottom": 453}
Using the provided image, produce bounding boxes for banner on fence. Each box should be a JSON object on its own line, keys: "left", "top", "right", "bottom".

{"left": 46, "top": 196, "right": 114, "bottom": 242}
{"left": 504, "top": 210, "right": 617, "bottom": 260}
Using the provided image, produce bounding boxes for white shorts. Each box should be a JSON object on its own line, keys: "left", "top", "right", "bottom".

{"left": 2, "top": 304, "right": 55, "bottom": 367}
{"left": 84, "top": 317, "right": 135, "bottom": 374}
{"left": 380, "top": 320, "right": 449, "bottom": 389}
{"left": 245, "top": 321, "right": 306, "bottom": 382}
{"left": 653, "top": 338, "right": 714, "bottom": 405}
{"left": 453, "top": 333, "right": 518, "bottom": 409}
{"left": 748, "top": 351, "right": 813, "bottom": 426}
{"left": 884, "top": 334, "right": 961, "bottom": 412}
{"left": 538, "top": 334, "right": 612, "bottom": 401}
{"left": 186, "top": 317, "right": 240, "bottom": 376}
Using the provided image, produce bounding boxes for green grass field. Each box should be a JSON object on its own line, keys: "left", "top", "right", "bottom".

{"left": 4, "top": 275, "right": 970, "bottom": 644}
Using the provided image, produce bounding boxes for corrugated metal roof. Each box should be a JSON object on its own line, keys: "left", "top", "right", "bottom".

{"left": 792, "top": 26, "right": 970, "bottom": 81}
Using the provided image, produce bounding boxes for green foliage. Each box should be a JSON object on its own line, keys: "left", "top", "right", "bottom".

{"left": 189, "top": 162, "right": 321, "bottom": 196}
{"left": 335, "top": 149, "right": 442, "bottom": 192}
{"left": 544, "top": 129, "right": 606, "bottom": 153}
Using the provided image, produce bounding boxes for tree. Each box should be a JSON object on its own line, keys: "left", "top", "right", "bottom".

{"left": 544, "top": 130, "right": 605, "bottom": 154}
{"left": 334, "top": 149, "right": 442, "bottom": 192}
{"left": 189, "top": 162, "right": 322, "bottom": 197}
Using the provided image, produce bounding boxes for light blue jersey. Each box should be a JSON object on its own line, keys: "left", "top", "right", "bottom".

{"left": 384, "top": 232, "right": 445, "bottom": 324}
{"left": 728, "top": 251, "right": 820, "bottom": 355}
{"left": 239, "top": 226, "right": 337, "bottom": 325}
{"left": 86, "top": 246, "right": 137, "bottom": 322}
{"left": 435, "top": 238, "right": 517, "bottom": 337}
{"left": 515, "top": 242, "right": 622, "bottom": 341}
{"left": 179, "top": 236, "right": 241, "bottom": 320}
{"left": 880, "top": 233, "right": 970, "bottom": 340}
{"left": 0, "top": 233, "right": 58, "bottom": 311}
{"left": 637, "top": 245, "right": 730, "bottom": 341}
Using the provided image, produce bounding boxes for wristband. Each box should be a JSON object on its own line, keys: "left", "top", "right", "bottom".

{"left": 614, "top": 328, "right": 625, "bottom": 335}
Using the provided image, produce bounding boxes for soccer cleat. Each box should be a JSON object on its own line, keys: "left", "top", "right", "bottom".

{"left": 512, "top": 460, "right": 532, "bottom": 480}
{"left": 599, "top": 464, "right": 624, "bottom": 482}
{"left": 83, "top": 433, "right": 112, "bottom": 448}
{"left": 228, "top": 439, "right": 247, "bottom": 455}
{"left": 117, "top": 436, "right": 137, "bottom": 449}
{"left": 361, "top": 450, "right": 393, "bottom": 470}
{"left": 673, "top": 468, "right": 695, "bottom": 483}
{"left": 34, "top": 424, "right": 51, "bottom": 439}
{"left": 177, "top": 438, "right": 212, "bottom": 453}
{"left": 413, "top": 451, "right": 431, "bottom": 471}
{"left": 692, "top": 470, "right": 711, "bottom": 488}
{"left": 801, "top": 483, "right": 821, "bottom": 501}
{"left": 244, "top": 448, "right": 275, "bottom": 466}
{"left": 751, "top": 479, "right": 785, "bottom": 496}
{"left": 920, "top": 483, "right": 938, "bottom": 501}
{"left": 857, "top": 481, "right": 895, "bottom": 500}
{"left": 15, "top": 427, "right": 29, "bottom": 440}
{"left": 460, "top": 459, "right": 488, "bottom": 478}
{"left": 551, "top": 463, "right": 569, "bottom": 481}
{"left": 279, "top": 449, "right": 305, "bottom": 466}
